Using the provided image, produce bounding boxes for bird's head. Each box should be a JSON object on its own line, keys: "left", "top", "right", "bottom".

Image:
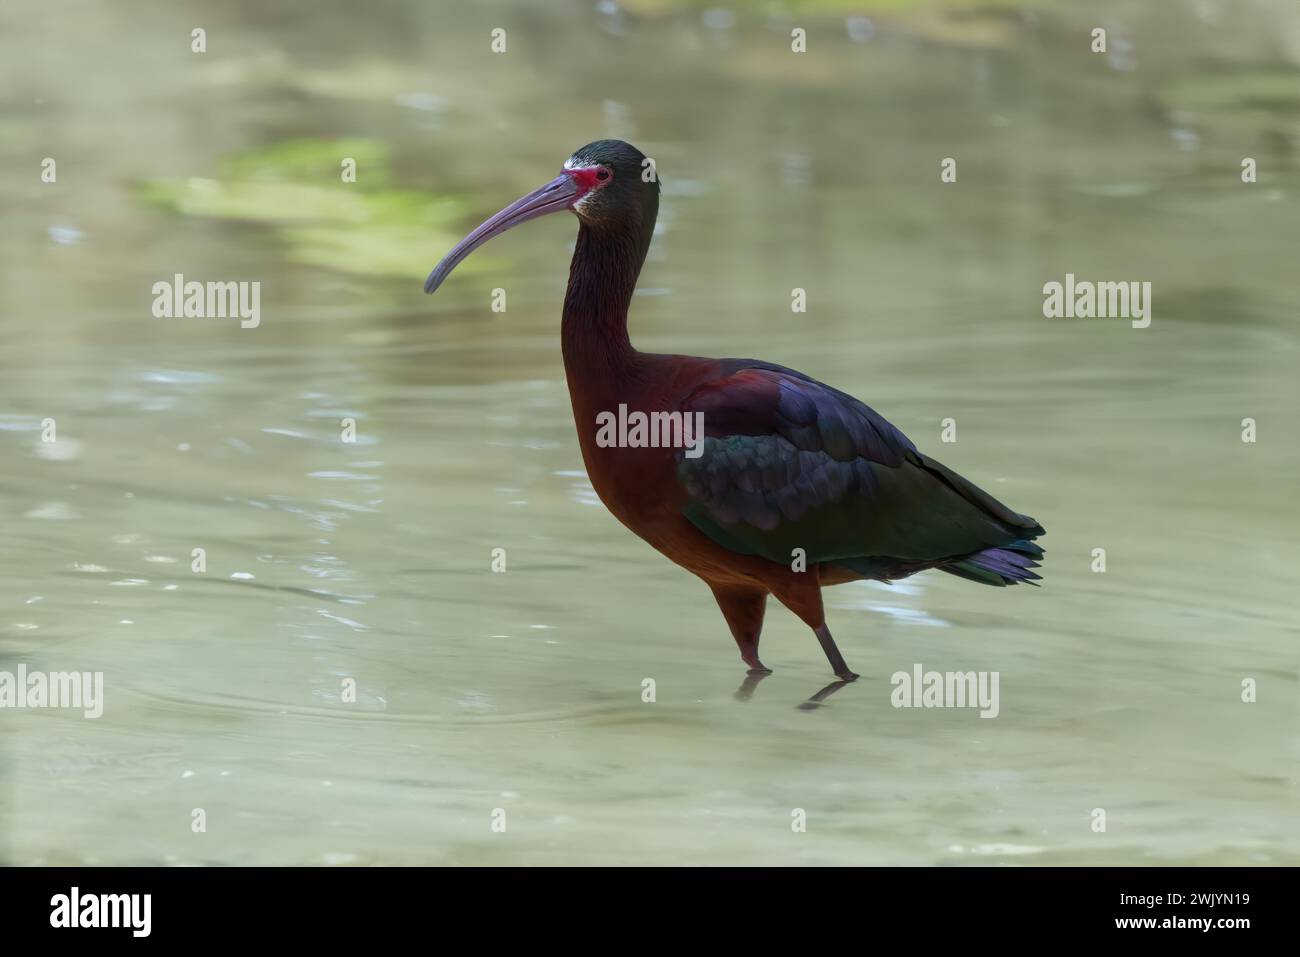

{"left": 424, "top": 139, "right": 660, "bottom": 294}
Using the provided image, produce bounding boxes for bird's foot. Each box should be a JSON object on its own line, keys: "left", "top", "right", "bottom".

{"left": 836, "top": 670, "right": 859, "bottom": 682}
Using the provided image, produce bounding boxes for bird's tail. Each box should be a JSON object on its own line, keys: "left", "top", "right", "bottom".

{"left": 940, "top": 540, "right": 1044, "bottom": 587}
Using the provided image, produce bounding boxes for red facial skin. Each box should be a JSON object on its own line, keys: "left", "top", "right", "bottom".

{"left": 566, "top": 165, "right": 610, "bottom": 200}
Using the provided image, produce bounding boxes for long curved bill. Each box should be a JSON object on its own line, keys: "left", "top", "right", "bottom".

{"left": 424, "top": 173, "right": 578, "bottom": 294}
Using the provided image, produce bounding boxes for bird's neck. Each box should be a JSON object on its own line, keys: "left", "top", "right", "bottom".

{"left": 561, "top": 218, "right": 651, "bottom": 387}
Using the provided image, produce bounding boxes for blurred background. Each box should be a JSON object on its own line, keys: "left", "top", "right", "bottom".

{"left": 1, "top": 0, "right": 1296, "bottom": 865}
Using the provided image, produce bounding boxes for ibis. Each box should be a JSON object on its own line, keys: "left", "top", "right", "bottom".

{"left": 425, "top": 140, "right": 1044, "bottom": 683}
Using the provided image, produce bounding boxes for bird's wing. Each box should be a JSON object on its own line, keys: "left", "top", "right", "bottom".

{"left": 676, "top": 363, "right": 1042, "bottom": 568}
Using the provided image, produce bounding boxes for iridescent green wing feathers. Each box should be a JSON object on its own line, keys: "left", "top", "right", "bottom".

{"left": 676, "top": 364, "right": 1044, "bottom": 579}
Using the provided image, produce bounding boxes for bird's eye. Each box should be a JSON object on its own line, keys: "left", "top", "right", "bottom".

{"left": 596, "top": 169, "right": 611, "bottom": 182}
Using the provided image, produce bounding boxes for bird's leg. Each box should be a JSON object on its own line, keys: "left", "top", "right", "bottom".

{"left": 709, "top": 584, "right": 771, "bottom": 674}
{"left": 773, "top": 581, "right": 859, "bottom": 681}
{"left": 814, "top": 624, "right": 859, "bottom": 682}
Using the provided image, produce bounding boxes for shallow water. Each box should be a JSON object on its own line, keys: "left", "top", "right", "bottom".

{"left": 2, "top": 0, "right": 1298, "bottom": 865}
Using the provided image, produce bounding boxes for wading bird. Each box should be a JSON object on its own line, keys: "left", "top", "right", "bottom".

{"left": 425, "top": 140, "right": 1044, "bottom": 685}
